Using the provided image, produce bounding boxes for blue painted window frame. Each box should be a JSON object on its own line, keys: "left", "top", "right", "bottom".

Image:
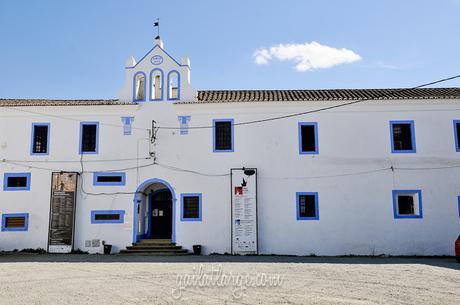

{"left": 149, "top": 68, "right": 164, "bottom": 101}
{"left": 390, "top": 120, "right": 416, "bottom": 153}
{"left": 167, "top": 70, "right": 181, "bottom": 101}
{"left": 453, "top": 120, "right": 460, "bottom": 152}
{"left": 93, "top": 172, "right": 126, "bottom": 186}
{"left": 3, "top": 173, "right": 31, "bottom": 191}
{"left": 212, "top": 119, "right": 234, "bottom": 152}
{"left": 298, "top": 122, "right": 319, "bottom": 155}
{"left": 133, "top": 71, "right": 147, "bottom": 102}
{"left": 296, "top": 192, "right": 319, "bottom": 220}
{"left": 180, "top": 193, "right": 202, "bottom": 221}
{"left": 91, "top": 210, "right": 125, "bottom": 224}
{"left": 1, "top": 213, "right": 29, "bottom": 231}
{"left": 30, "top": 122, "right": 50, "bottom": 155}
{"left": 79, "top": 122, "right": 99, "bottom": 155}
{"left": 392, "top": 190, "right": 423, "bottom": 219}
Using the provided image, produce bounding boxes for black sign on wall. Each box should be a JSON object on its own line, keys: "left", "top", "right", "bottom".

{"left": 48, "top": 172, "right": 78, "bottom": 253}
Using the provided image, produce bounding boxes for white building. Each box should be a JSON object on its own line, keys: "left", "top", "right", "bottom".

{"left": 1, "top": 37, "right": 459, "bottom": 255}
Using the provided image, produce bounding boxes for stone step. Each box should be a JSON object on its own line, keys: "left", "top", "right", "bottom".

{"left": 119, "top": 251, "right": 192, "bottom": 256}
{"left": 126, "top": 245, "right": 183, "bottom": 251}
{"left": 137, "top": 239, "right": 175, "bottom": 245}
{"left": 120, "top": 248, "right": 189, "bottom": 255}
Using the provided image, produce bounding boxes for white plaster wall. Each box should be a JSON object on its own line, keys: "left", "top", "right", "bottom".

{"left": 1, "top": 99, "right": 460, "bottom": 255}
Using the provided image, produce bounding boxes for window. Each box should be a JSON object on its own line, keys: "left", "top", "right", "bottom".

{"left": 91, "top": 210, "right": 125, "bottom": 224}
{"left": 180, "top": 193, "right": 202, "bottom": 221}
{"left": 167, "top": 70, "right": 180, "bottom": 100}
{"left": 3, "top": 173, "right": 31, "bottom": 191}
{"left": 453, "top": 120, "right": 460, "bottom": 152}
{"left": 390, "top": 121, "right": 416, "bottom": 153}
{"left": 31, "top": 123, "right": 50, "bottom": 155}
{"left": 79, "top": 122, "right": 99, "bottom": 154}
{"left": 392, "top": 190, "right": 423, "bottom": 219}
{"left": 1, "top": 213, "right": 29, "bottom": 231}
{"left": 296, "top": 192, "right": 319, "bottom": 220}
{"left": 93, "top": 172, "right": 126, "bottom": 186}
{"left": 150, "top": 69, "right": 163, "bottom": 100}
{"left": 298, "top": 122, "right": 318, "bottom": 154}
{"left": 213, "top": 119, "right": 234, "bottom": 152}
{"left": 458, "top": 196, "right": 460, "bottom": 218}
{"left": 133, "top": 72, "right": 146, "bottom": 101}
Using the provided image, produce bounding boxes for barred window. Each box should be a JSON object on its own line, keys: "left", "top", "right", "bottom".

{"left": 391, "top": 121, "right": 415, "bottom": 152}
{"left": 182, "top": 194, "right": 201, "bottom": 220}
{"left": 299, "top": 123, "right": 318, "bottom": 154}
{"left": 214, "top": 120, "right": 233, "bottom": 151}
{"left": 32, "top": 124, "right": 49, "bottom": 154}
{"left": 80, "top": 123, "right": 98, "bottom": 153}
{"left": 298, "top": 194, "right": 317, "bottom": 218}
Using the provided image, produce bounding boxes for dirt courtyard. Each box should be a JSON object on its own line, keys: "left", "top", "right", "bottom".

{"left": 0, "top": 255, "right": 459, "bottom": 305}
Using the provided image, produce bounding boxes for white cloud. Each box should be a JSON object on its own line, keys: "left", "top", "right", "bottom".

{"left": 253, "top": 41, "right": 361, "bottom": 72}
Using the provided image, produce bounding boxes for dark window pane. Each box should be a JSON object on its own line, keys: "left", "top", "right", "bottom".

{"left": 95, "top": 214, "right": 120, "bottom": 221}
{"left": 398, "top": 195, "right": 415, "bottom": 215}
{"left": 82, "top": 124, "right": 97, "bottom": 152}
{"left": 392, "top": 123, "right": 413, "bottom": 151}
{"left": 33, "top": 125, "right": 48, "bottom": 154}
{"left": 215, "top": 121, "right": 232, "bottom": 151}
{"left": 301, "top": 125, "right": 316, "bottom": 152}
{"left": 97, "top": 175, "right": 122, "bottom": 183}
{"left": 7, "top": 176, "right": 27, "bottom": 188}
{"left": 183, "top": 196, "right": 200, "bottom": 219}
{"left": 456, "top": 123, "right": 460, "bottom": 149}
{"left": 5, "top": 216, "right": 26, "bottom": 228}
{"left": 299, "top": 195, "right": 316, "bottom": 218}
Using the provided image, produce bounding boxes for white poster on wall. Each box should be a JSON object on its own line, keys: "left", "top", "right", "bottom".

{"left": 231, "top": 168, "right": 258, "bottom": 255}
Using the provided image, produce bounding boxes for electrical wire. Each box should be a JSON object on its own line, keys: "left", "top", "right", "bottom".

{"left": 155, "top": 162, "right": 230, "bottom": 177}
{"left": 156, "top": 74, "right": 460, "bottom": 130}
{"left": 2, "top": 157, "right": 152, "bottom": 163}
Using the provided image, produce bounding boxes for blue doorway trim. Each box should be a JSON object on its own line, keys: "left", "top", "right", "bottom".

{"left": 132, "top": 178, "right": 176, "bottom": 243}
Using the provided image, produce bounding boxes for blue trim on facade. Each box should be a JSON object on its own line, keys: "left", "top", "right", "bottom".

{"left": 458, "top": 196, "right": 460, "bottom": 218}
{"left": 126, "top": 44, "right": 189, "bottom": 70}
{"left": 3, "top": 173, "right": 31, "bottom": 191}
{"left": 93, "top": 172, "right": 126, "bottom": 186}
{"left": 132, "top": 71, "right": 147, "bottom": 102}
{"left": 212, "top": 118, "right": 234, "bottom": 152}
{"left": 79, "top": 122, "right": 99, "bottom": 155}
{"left": 296, "top": 192, "right": 319, "bottom": 220}
{"left": 121, "top": 117, "right": 135, "bottom": 135}
{"left": 90, "top": 210, "right": 125, "bottom": 224}
{"left": 389, "top": 120, "right": 416, "bottom": 153}
{"left": 453, "top": 120, "right": 460, "bottom": 152}
{"left": 132, "top": 178, "right": 176, "bottom": 243}
{"left": 178, "top": 116, "right": 191, "bottom": 135}
{"left": 180, "top": 193, "right": 202, "bottom": 221}
{"left": 149, "top": 68, "right": 164, "bottom": 101}
{"left": 167, "top": 70, "right": 181, "bottom": 101}
{"left": 30, "top": 122, "right": 50, "bottom": 155}
{"left": 1, "top": 213, "right": 29, "bottom": 231}
{"left": 298, "top": 122, "right": 319, "bottom": 155}
{"left": 392, "top": 190, "right": 423, "bottom": 219}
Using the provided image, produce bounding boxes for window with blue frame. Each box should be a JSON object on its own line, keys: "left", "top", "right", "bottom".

{"left": 458, "top": 196, "right": 460, "bottom": 218}
{"left": 31, "top": 123, "right": 50, "bottom": 155}
{"left": 79, "top": 122, "right": 99, "bottom": 154}
{"left": 298, "top": 122, "right": 318, "bottom": 154}
{"left": 213, "top": 119, "right": 234, "bottom": 152}
{"left": 3, "top": 173, "right": 31, "bottom": 191}
{"left": 453, "top": 120, "right": 460, "bottom": 152}
{"left": 1, "top": 213, "right": 29, "bottom": 231}
{"left": 181, "top": 193, "right": 202, "bottom": 221}
{"left": 296, "top": 192, "right": 319, "bottom": 220}
{"left": 167, "top": 70, "right": 180, "bottom": 100}
{"left": 91, "top": 210, "right": 125, "bottom": 224}
{"left": 93, "top": 172, "right": 126, "bottom": 186}
{"left": 390, "top": 121, "right": 416, "bottom": 153}
{"left": 392, "top": 190, "right": 423, "bottom": 219}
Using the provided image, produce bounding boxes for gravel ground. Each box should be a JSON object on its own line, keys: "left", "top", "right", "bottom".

{"left": 0, "top": 254, "right": 459, "bottom": 305}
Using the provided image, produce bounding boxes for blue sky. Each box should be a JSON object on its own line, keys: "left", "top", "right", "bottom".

{"left": 0, "top": 0, "right": 459, "bottom": 99}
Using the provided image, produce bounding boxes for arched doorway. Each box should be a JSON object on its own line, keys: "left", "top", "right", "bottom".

{"left": 133, "top": 178, "right": 176, "bottom": 243}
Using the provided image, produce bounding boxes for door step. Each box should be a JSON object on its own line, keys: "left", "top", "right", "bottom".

{"left": 120, "top": 239, "right": 191, "bottom": 256}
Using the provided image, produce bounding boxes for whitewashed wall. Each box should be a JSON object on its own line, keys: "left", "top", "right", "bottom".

{"left": 1, "top": 99, "right": 460, "bottom": 255}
